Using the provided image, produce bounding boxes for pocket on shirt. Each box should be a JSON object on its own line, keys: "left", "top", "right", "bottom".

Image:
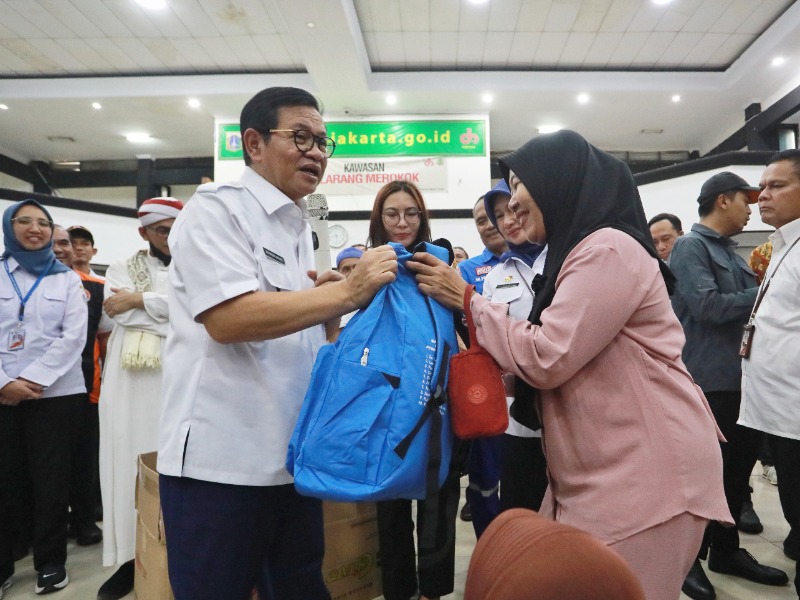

{"left": 491, "top": 282, "right": 524, "bottom": 305}
{"left": 41, "top": 287, "right": 67, "bottom": 321}
{"left": 257, "top": 257, "right": 295, "bottom": 291}
{"left": 0, "top": 288, "right": 16, "bottom": 322}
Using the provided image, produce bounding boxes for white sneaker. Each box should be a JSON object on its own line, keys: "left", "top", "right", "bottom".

{"left": 762, "top": 464, "right": 778, "bottom": 486}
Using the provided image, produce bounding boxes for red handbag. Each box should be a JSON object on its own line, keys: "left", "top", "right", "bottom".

{"left": 448, "top": 285, "right": 509, "bottom": 439}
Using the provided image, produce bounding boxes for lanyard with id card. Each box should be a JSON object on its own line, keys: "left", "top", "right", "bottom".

{"left": 739, "top": 236, "right": 800, "bottom": 358}
{"left": 4, "top": 258, "right": 54, "bottom": 351}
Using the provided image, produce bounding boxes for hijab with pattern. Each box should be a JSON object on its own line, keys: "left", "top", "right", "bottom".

{"left": 499, "top": 129, "right": 675, "bottom": 327}
{"left": 2, "top": 199, "right": 70, "bottom": 276}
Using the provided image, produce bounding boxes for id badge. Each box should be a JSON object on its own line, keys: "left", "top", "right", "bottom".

{"left": 8, "top": 326, "right": 25, "bottom": 351}
{"left": 739, "top": 322, "right": 755, "bottom": 358}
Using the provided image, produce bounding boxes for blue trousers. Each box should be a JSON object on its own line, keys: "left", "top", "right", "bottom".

{"left": 160, "top": 475, "right": 330, "bottom": 600}
{"left": 465, "top": 435, "right": 502, "bottom": 538}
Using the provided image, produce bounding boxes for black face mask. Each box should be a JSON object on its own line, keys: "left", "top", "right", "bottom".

{"left": 149, "top": 242, "right": 171, "bottom": 266}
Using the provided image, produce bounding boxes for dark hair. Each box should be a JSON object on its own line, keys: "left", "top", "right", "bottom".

{"left": 769, "top": 148, "right": 800, "bottom": 178}
{"left": 367, "top": 181, "right": 432, "bottom": 248}
{"left": 454, "top": 246, "right": 469, "bottom": 259}
{"left": 698, "top": 191, "right": 742, "bottom": 217}
{"left": 239, "top": 87, "right": 321, "bottom": 166}
{"left": 647, "top": 213, "right": 682, "bottom": 232}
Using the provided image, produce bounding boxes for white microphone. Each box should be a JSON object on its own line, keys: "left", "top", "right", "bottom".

{"left": 307, "top": 193, "right": 331, "bottom": 273}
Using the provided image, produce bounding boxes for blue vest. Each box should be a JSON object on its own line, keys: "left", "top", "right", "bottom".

{"left": 287, "top": 242, "right": 457, "bottom": 501}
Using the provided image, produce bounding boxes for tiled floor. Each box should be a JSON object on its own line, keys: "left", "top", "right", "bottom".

{"left": 5, "top": 465, "right": 797, "bottom": 599}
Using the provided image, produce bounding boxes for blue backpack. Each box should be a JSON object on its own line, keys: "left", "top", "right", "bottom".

{"left": 287, "top": 241, "right": 457, "bottom": 502}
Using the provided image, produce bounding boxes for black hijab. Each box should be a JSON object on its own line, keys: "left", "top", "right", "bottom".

{"left": 499, "top": 130, "right": 675, "bottom": 326}
{"left": 498, "top": 131, "right": 675, "bottom": 429}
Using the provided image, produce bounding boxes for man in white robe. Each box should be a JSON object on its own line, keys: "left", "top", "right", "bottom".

{"left": 96, "top": 197, "right": 184, "bottom": 600}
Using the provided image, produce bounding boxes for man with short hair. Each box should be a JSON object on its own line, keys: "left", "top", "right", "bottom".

{"left": 670, "top": 172, "right": 788, "bottom": 599}
{"left": 455, "top": 192, "right": 508, "bottom": 530}
{"left": 67, "top": 226, "right": 98, "bottom": 276}
{"left": 96, "top": 198, "right": 184, "bottom": 600}
{"left": 158, "top": 87, "right": 396, "bottom": 600}
{"left": 52, "top": 225, "right": 74, "bottom": 266}
{"left": 739, "top": 149, "right": 800, "bottom": 595}
{"left": 648, "top": 212, "right": 683, "bottom": 261}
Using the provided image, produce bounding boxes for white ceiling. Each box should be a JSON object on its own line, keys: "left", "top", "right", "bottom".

{"left": 0, "top": 0, "right": 799, "bottom": 165}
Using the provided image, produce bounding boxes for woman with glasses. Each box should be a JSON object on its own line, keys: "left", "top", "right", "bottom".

{"left": 0, "top": 200, "right": 88, "bottom": 595}
{"left": 367, "top": 181, "right": 462, "bottom": 600}
{"left": 407, "top": 131, "right": 732, "bottom": 600}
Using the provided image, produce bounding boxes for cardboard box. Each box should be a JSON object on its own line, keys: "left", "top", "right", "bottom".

{"left": 322, "top": 502, "right": 382, "bottom": 600}
{"left": 135, "top": 452, "right": 174, "bottom": 600}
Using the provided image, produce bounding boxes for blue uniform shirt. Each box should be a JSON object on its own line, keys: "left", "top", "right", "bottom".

{"left": 458, "top": 248, "right": 502, "bottom": 294}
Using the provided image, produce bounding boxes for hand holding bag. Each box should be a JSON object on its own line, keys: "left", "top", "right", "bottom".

{"left": 448, "top": 285, "right": 509, "bottom": 439}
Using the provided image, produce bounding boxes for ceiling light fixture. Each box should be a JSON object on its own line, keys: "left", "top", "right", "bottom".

{"left": 467, "top": 0, "right": 490, "bottom": 4}
{"left": 538, "top": 125, "right": 562, "bottom": 134}
{"left": 92, "top": 102, "right": 102, "bottom": 110}
{"left": 652, "top": 0, "right": 672, "bottom": 5}
{"left": 306, "top": 22, "right": 315, "bottom": 28}
{"left": 772, "top": 56, "right": 786, "bottom": 67}
{"left": 386, "top": 94, "right": 397, "bottom": 105}
{"left": 671, "top": 94, "right": 681, "bottom": 102}
{"left": 126, "top": 133, "right": 153, "bottom": 143}
{"left": 577, "top": 93, "right": 590, "bottom": 104}
{"left": 0, "top": 104, "right": 8, "bottom": 110}
{"left": 188, "top": 98, "right": 201, "bottom": 108}
{"left": 134, "top": 0, "right": 168, "bottom": 9}
{"left": 482, "top": 93, "right": 493, "bottom": 104}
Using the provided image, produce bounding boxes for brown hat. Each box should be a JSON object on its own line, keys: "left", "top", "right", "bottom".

{"left": 465, "top": 509, "right": 645, "bottom": 600}
{"left": 67, "top": 225, "right": 94, "bottom": 246}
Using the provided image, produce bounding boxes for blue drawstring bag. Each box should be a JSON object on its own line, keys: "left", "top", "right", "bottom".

{"left": 287, "top": 241, "right": 457, "bottom": 501}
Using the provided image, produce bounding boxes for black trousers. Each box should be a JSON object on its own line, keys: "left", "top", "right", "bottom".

{"left": 771, "top": 435, "right": 800, "bottom": 595}
{"left": 0, "top": 394, "right": 80, "bottom": 574}
{"left": 376, "top": 441, "right": 466, "bottom": 600}
{"left": 699, "top": 391, "right": 762, "bottom": 557}
{"left": 500, "top": 434, "right": 548, "bottom": 512}
{"left": 69, "top": 396, "right": 99, "bottom": 526}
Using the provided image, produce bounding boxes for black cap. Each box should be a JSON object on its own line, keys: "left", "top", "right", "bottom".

{"left": 697, "top": 172, "right": 759, "bottom": 205}
{"left": 67, "top": 225, "right": 94, "bottom": 246}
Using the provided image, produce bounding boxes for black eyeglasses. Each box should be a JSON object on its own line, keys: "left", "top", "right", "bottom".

{"left": 268, "top": 129, "right": 336, "bottom": 157}
{"left": 12, "top": 217, "right": 53, "bottom": 229}
{"left": 382, "top": 209, "right": 421, "bottom": 225}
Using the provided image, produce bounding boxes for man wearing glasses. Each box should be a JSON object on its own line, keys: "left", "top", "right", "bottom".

{"left": 158, "top": 87, "right": 397, "bottom": 600}
{"left": 95, "top": 198, "right": 184, "bottom": 600}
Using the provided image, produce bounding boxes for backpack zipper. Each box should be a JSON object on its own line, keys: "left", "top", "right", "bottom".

{"left": 360, "top": 347, "right": 370, "bottom": 366}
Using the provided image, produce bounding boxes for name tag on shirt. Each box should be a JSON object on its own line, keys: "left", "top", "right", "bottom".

{"left": 9, "top": 327, "right": 24, "bottom": 351}
{"left": 263, "top": 248, "right": 286, "bottom": 265}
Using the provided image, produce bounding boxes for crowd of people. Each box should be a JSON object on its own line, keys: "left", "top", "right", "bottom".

{"left": 1, "top": 85, "right": 799, "bottom": 600}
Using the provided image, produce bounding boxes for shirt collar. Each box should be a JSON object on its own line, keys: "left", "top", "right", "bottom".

{"left": 691, "top": 223, "right": 739, "bottom": 248}
{"left": 241, "top": 167, "right": 308, "bottom": 219}
{"left": 769, "top": 217, "right": 800, "bottom": 252}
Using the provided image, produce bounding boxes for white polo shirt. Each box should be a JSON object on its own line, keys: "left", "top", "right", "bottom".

{"left": 158, "top": 167, "right": 326, "bottom": 486}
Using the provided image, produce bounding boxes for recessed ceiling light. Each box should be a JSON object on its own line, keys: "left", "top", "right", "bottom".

{"left": 482, "top": 93, "right": 493, "bottom": 104}
{"left": 386, "top": 94, "right": 397, "bottom": 106}
{"left": 671, "top": 94, "right": 681, "bottom": 102}
{"left": 126, "top": 133, "right": 153, "bottom": 143}
{"left": 0, "top": 104, "right": 8, "bottom": 110}
{"left": 652, "top": 0, "right": 672, "bottom": 4}
{"left": 772, "top": 56, "right": 785, "bottom": 67}
{"left": 306, "top": 21, "right": 315, "bottom": 28}
{"left": 577, "top": 93, "right": 590, "bottom": 104}
{"left": 92, "top": 102, "right": 102, "bottom": 110}
{"left": 188, "top": 98, "right": 201, "bottom": 109}
{"left": 538, "top": 125, "right": 562, "bottom": 134}
{"left": 467, "top": 0, "right": 490, "bottom": 4}
{"left": 134, "top": 0, "right": 167, "bottom": 9}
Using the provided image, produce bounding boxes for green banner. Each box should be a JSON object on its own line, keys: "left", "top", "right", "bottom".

{"left": 218, "top": 124, "right": 244, "bottom": 160}
{"left": 217, "top": 119, "right": 486, "bottom": 160}
{"left": 327, "top": 120, "right": 485, "bottom": 157}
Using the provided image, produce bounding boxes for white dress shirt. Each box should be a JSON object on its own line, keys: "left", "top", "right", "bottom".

{"left": 0, "top": 258, "right": 87, "bottom": 397}
{"left": 739, "top": 217, "right": 800, "bottom": 439}
{"left": 158, "top": 167, "right": 326, "bottom": 486}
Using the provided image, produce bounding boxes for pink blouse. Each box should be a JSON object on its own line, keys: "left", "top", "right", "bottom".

{"left": 473, "top": 228, "right": 732, "bottom": 543}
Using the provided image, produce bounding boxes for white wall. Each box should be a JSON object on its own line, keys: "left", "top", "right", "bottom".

{"left": 639, "top": 165, "right": 770, "bottom": 234}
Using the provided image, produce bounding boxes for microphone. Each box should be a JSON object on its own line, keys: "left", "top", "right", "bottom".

{"left": 306, "top": 193, "right": 331, "bottom": 273}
